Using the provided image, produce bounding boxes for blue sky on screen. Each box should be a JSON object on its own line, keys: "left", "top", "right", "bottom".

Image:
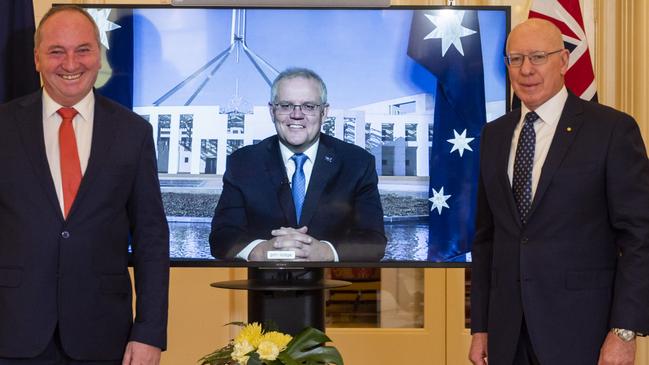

{"left": 132, "top": 8, "right": 506, "bottom": 109}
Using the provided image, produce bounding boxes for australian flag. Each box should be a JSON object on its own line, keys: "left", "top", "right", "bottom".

{"left": 0, "top": 0, "right": 40, "bottom": 104}
{"left": 91, "top": 8, "right": 134, "bottom": 109}
{"left": 407, "top": 9, "right": 487, "bottom": 262}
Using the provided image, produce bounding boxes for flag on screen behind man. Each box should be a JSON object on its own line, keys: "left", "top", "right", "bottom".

{"left": 0, "top": 0, "right": 40, "bottom": 104}
{"left": 529, "top": 0, "right": 597, "bottom": 101}
{"left": 407, "top": 10, "right": 487, "bottom": 262}
{"left": 91, "top": 8, "right": 134, "bottom": 109}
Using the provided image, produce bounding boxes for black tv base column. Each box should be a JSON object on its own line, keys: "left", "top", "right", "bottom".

{"left": 211, "top": 267, "right": 350, "bottom": 335}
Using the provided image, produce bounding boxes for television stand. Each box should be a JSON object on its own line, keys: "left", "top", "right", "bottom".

{"left": 211, "top": 267, "right": 350, "bottom": 334}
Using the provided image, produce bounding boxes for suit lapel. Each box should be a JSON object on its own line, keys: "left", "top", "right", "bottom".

{"left": 496, "top": 111, "right": 522, "bottom": 228}
{"left": 264, "top": 137, "right": 297, "bottom": 226}
{"left": 528, "top": 94, "right": 584, "bottom": 220}
{"left": 68, "top": 95, "right": 118, "bottom": 218}
{"left": 299, "top": 135, "right": 340, "bottom": 226}
{"left": 15, "top": 91, "right": 63, "bottom": 221}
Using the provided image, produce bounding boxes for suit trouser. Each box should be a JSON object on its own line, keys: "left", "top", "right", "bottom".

{"left": 513, "top": 319, "right": 541, "bottom": 365}
{"left": 0, "top": 327, "right": 121, "bottom": 365}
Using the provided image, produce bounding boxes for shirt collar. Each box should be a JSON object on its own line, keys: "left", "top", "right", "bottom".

{"left": 521, "top": 86, "right": 568, "bottom": 127}
{"left": 279, "top": 138, "right": 320, "bottom": 165}
{"left": 43, "top": 88, "right": 95, "bottom": 122}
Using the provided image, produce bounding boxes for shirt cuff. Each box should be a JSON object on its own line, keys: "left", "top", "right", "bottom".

{"left": 236, "top": 239, "right": 265, "bottom": 261}
{"left": 321, "top": 240, "right": 339, "bottom": 262}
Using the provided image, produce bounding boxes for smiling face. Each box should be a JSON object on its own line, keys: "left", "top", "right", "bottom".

{"left": 270, "top": 76, "right": 328, "bottom": 153}
{"left": 506, "top": 19, "right": 569, "bottom": 110}
{"left": 34, "top": 9, "right": 101, "bottom": 106}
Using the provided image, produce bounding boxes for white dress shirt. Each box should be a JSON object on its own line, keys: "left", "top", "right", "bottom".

{"left": 507, "top": 87, "right": 568, "bottom": 199}
{"left": 42, "top": 89, "right": 95, "bottom": 216}
{"left": 236, "top": 139, "right": 339, "bottom": 261}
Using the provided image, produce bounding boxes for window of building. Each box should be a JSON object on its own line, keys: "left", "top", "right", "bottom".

{"left": 405, "top": 123, "right": 417, "bottom": 142}
{"left": 178, "top": 114, "right": 193, "bottom": 174}
{"left": 322, "top": 117, "right": 336, "bottom": 136}
{"left": 227, "top": 139, "right": 244, "bottom": 155}
{"left": 343, "top": 117, "right": 356, "bottom": 144}
{"left": 381, "top": 145, "right": 395, "bottom": 175}
{"left": 382, "top": 123, "right": 394, "bottom": 142}
{"left": 200, "top": 139, "right": 217, "bottom": 174}
{"left": 405, "top": 146, "right": 417, "bottom": 176}
{"left": 227, "top": 112, "right": 245, "bottom": 134}
{"left": 157, "top": 115, "right": 171, "bottom": 173}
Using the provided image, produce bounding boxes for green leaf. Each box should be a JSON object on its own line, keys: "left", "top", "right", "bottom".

{"left": 225, "top": 321, "right": 248, "bottom": 328}
{"left": 281, "top": 328, "right": 344, "bottom": 365}
{"left": 264, "top": 359, "right": 284, "bottom": 365}
{"left": 285, "top": 327, "right": 332, "bottom": 351}
{"left": 276, "top": 353, "right": 300, "bottom": 365}
{"left": 247, "top": 352, "right": 263, "bottom": 365}
{"left": 198, "top": 343, "right": 235, "bottom": 365}
{"left": 293, "top": 346, "right": 344, "bottom": 364}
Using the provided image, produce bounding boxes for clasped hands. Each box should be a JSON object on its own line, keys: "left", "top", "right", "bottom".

{"left": 249, "top": 226, "right": 335, "bottom": 261}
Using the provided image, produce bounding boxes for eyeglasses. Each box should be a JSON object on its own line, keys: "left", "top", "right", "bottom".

{"left": 271, "top": 102, "right": 326, "bottom": 116}
{"left": 505, "top": 49, "right": 564, "bottom": 67}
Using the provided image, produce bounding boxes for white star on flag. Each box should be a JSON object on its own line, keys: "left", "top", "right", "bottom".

{"left": 87, "top": 9, "right": 121, "bottom": 49}
{"left": 447, "top": 129, "right": 475, "bottom": 157}
{"left": 423, "top": 10, "right": 477, "bottom": 57}
{"left": 429, "top": 187, "right": 451, "bottom": 215}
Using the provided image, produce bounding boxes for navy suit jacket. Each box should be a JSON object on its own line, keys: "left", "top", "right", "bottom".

{"left": 210, "top": 133, "right": 386, "bottom": 262}
{"left": 0, "top": 91, "right": 169, "bottom": 360}
{"left": 470, "top": 93, "right": 649, "bottom": 364}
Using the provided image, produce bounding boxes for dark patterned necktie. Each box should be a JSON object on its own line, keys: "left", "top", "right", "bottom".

{"left": 291, "top": 153, "right": 307, "bottom": 224}
{"left": 513, "top": 111, "right": 539, "bottom": 225}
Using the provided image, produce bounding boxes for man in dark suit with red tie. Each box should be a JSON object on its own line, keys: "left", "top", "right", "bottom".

{"left": 210, "top": 68, "right": 386, "bottom": 262}
{"left": 469, "top": 19, "right": 649, "bottom": 365}
{"left": 0, "top": 5, "right": 169, "bottom": 364}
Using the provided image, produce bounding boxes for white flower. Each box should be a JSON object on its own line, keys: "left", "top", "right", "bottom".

{"left": 256, "top": 340, "right": 281, "bottom": 361}
{"left": 231, "top": 340, "right": 254, "bottom": 364}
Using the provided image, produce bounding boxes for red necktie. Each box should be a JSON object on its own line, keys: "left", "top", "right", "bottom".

{"left": 57, "top": 107, "right": 81, "bottom": 218}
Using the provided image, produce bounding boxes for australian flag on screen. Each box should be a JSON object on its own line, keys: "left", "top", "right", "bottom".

{"left": 89, "top": 8, "right": 135, "bottom": 109}
{"left": 407, "top": 9, "right": 487, "bottom": 262}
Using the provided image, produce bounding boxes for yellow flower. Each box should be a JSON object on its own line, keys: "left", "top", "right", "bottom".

{"left": 231, "top": 339, "right": 254, "bottom": 365}
{"left": 235, "top": 322, "right": 263, "bottom": 348}
{"left": 256, "top": 331, "right": 293, "bottom": 361}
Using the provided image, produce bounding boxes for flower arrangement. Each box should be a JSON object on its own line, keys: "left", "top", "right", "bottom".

{"left": 199, "top": 322, "right": 344, "bottom": 365}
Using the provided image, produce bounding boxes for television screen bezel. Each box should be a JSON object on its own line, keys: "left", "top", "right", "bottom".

{"left": 67, "top": 3, "right": 511, "bottom": 268}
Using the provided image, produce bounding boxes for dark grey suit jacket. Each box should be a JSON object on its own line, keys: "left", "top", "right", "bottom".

{"left": 210, "top": 133, "right": 386, "bottom": 262}
{"left": 471, "top": 93, "right": 649, "bottom": 365}
{"left": 0, "top": 90, "right": 169, "bottom": 360}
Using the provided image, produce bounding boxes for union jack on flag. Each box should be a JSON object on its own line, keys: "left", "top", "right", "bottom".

{"left": 529, "top": 0, "right": 597, "bottom": 101}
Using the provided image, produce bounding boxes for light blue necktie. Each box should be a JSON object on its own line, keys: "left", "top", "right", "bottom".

{"left": 291, "top": 153, "right": 307, "bottom": 224}
{"left": 513, "top": 111, "right": 539, "bottom": 225}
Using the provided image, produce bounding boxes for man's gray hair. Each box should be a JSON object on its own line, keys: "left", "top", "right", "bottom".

{"left": 35, "top": 5, "right": 101, "bottom": 48}
{"left": 270, "top": 67, "right": 328, "bottom": 104}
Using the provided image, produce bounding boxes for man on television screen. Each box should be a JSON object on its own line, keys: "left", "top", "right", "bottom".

{"left": 0, "top": 5, "right": 169, "bottom": 364}
{"left": 469, "top": 19, "right": 649, "bottom": 365}
{"left": 210, "top": 67, "right": 386, "bottom": 262}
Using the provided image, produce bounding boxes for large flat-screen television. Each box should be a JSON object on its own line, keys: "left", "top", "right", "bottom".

{"left": 80, "top": 4, "right": 510, "bottom": 267}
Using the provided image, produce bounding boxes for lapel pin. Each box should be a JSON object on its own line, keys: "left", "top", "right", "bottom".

{"left": 566, "top": 127, "right": 572, "bottom": 132}
{"left": 324, "top": 156, "right": 333, "bottom": 163}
